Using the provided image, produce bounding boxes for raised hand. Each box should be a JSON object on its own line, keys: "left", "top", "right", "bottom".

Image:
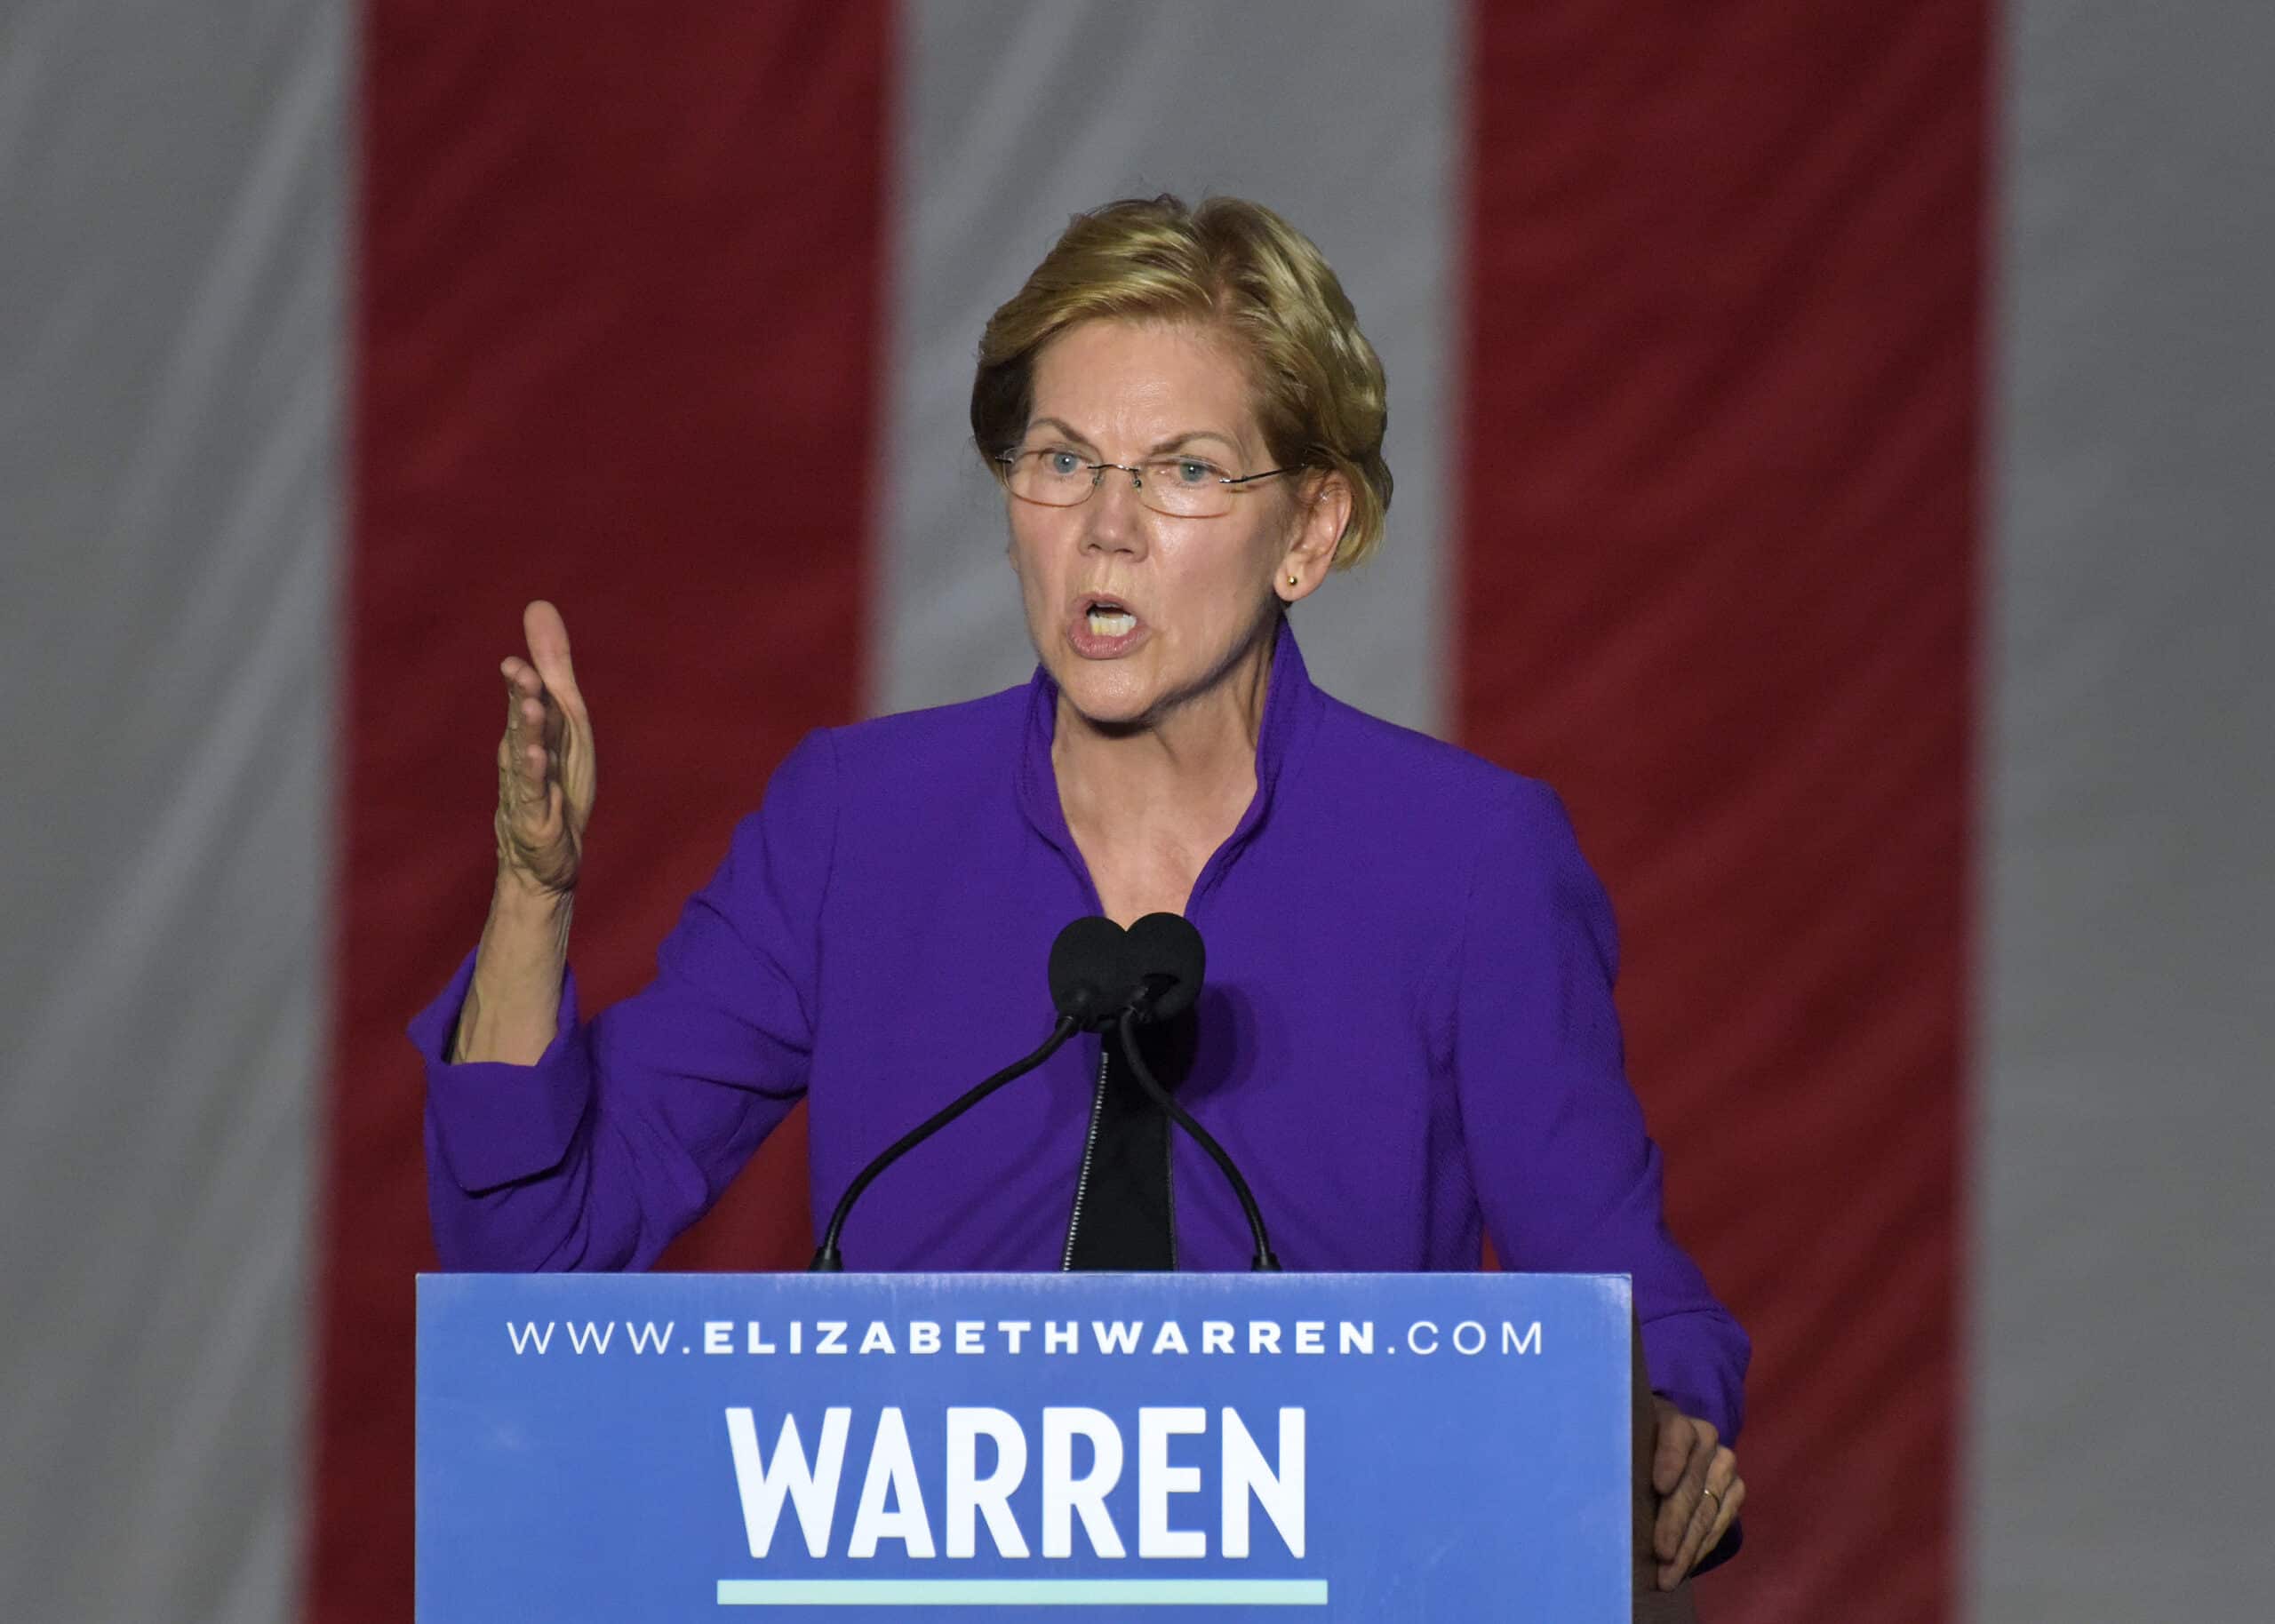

{"left": 494, "top": 600, "right": 596, "bottom": 896}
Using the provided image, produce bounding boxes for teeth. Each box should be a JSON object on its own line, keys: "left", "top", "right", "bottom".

{"left": 1087, "top": 609, "right": 1137, "bottom": 637}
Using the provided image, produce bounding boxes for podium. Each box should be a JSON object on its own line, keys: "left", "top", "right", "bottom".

{"left": 419, "top": 1272, "right": 1695, "bottom": 1620}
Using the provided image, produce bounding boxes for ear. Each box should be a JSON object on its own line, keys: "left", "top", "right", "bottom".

{"left": 1275, "top": 468, "right": 1353, "bottom": 604}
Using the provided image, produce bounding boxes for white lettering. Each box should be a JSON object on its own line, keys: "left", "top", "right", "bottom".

{"left": 1452, "top": 1320, "right": 1487, "bottom": 1356}
{"left": 725, "top": 1407, "right": 850, "bottom": 1557}
{"left": 705, "top": 1320, "right": 731, "bottom": 1355}
{"left": 506, "top": 1321, "right": 553, "bottom": 1355}
{"left": 847, "top": 1408, "right": 933, "bottom": 1557}
{"left": 1041, "top": 1408, "right": 1125, "bottom": 1558}
{"left": 946, "top": 1407, "right": 1029, "bottom": 1559}
{"left": 1221, "top": 1408, "right": 1306, "bottom": 1558}
{"left": 1503, "top": 1320, "right": 1543, "bottom": 1355}
{"left": 910, "top": 1321, "right": 941, "bottom": 1355}
{"left": 998, "top": 1320, "right": 1031, "bottom": 1354}
{"left": 625, "top": 1320, "right": 674, "bottom": 1355}
{"left": 1339, "top": 1321, "right": 1374, "bottom": 1355}
{"left": 747, "top": 1321, "right": 775, "bottom": 1354}
{"left": 816, "top": 1321, "right": 848, "bottom": 1356}
{"left": 565, "top": 1321, "right": 613, "bottom": 1355}
{"left": 1151, "top": 1320, "right": 1190, "bottom": 1355}
{"left": 1138, "top": 1408, "right": 1208, "bottom": 1558}
{"left": 1248, "top": 1322, "right": 1280, "bottom": 1355}
{"left": 1294, "top": 1321, "right": 1324, "bottom": 1355}
{"left": 1093, "top": 1320, "right": 1142, "bottom": 1355}
{"left": 1044, "top": 1321, "right": 1078, "bottom": 1355}
{"left": 1408, "top": 1320, "right": 1439, "bottom": 1355}
{"left": 858, "top": 1321, "right": 895, "bottom": 1355}
{"left": 1201, "top": 1321, "right": 1234, "bottom": 1355}
{"left": 955, "top": 1321, "right": 984, "bottom": 1355}
{"left": 724, "top": 1404, "right": 1316, "bottom": 1567}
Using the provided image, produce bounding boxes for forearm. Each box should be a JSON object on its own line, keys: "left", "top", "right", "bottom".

{"left": 451, "top": 872, "right": 573, "bottom": 1064}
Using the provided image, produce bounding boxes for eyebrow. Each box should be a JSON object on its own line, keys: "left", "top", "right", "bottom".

{"left": 1027, "top": 418, "right": 1245, "bottom": 458}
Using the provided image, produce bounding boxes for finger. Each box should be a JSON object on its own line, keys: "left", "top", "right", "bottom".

{"left": 499, "top": 706, "right": 547, "bottom": 789}
{"left": 532, "top": 691, "right": 569, "bottom": 750}
{"left": 501, "top": 661, "right": 546, "bottom": 751}
{"left": 1664, "top": 1452, "right": 1737, "bottom": 1588}
{"left": 500, "top": 655, "right": 544, "bottom": 697}
{"left": 1653, "top": 1429, "right": 1713, "bottom": 1561}
{"left": 523, "top": 600, "right": 584, "bottom": 712}
{"left": 1649, "top": 1403, "right": 1691, "bottom": 1496}
{"left": 1667, "top": 1487, "right": 1714, "bottom": 1582}
{"left": 1706, "top": 1475, "right": 1744, "bottom": 1552}
{"left": 504, "top": 697, "right": 550, "bottom": 790}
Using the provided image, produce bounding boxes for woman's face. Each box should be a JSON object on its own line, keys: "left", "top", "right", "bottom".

{"left": 1006, "top": 318, "right": 1322, "bottom": 731}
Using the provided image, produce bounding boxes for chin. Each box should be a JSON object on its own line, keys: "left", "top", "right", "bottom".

{"left": 1051, "top": 660, "right": 1160, "bottom": 730}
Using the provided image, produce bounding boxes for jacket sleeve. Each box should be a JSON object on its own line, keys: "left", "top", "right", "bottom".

{"left": 409, "top": 728, "right": 838, "bottom": 1270}
{"left": 1452, "top": 777, "right": 1752, "bottom": 1445}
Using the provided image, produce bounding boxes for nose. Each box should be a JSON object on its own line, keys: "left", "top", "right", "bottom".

{"left": 1080, "top": 465, "right": 1149, "bottom": 556}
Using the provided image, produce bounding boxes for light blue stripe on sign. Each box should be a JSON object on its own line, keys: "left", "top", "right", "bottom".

{"left": 717, "top": 1578, "right": 1330, "bottom": 1606}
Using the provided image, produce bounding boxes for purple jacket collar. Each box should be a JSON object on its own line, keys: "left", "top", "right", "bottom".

{"left": 1015, "top": 618, "right": 1320, "bottom": 912}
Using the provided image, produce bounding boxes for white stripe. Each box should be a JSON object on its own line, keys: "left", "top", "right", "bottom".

{"left": 1976, "top": 4, "right": 2275, "bottom": 1617}
{"left": 873, "top": 0, "right": 1461, "bottom": 735}
{"left": 0, "top": 0, "right": 343, "bottom": 1618}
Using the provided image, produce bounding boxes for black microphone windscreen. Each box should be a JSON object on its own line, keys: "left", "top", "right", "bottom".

{"left": 1125, "top": 912, "right": 1205, "bottom": 1023}
{"left": 1048, "top": 916, "right": 1134, "bottom": 1028}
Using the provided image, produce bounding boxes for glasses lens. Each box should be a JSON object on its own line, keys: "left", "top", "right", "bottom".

{"left": 1139, "top": 456, "right": 1232, "bottom": 518}
{"left": 1005, "top": 448, "right": 1093, "bottom": 507}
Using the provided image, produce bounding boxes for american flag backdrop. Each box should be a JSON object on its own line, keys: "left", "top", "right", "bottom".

{"left": 4, "top": 3, "right": 2270, "bottom": 1621}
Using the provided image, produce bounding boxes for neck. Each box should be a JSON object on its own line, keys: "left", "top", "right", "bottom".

{"left": 1051, "top": 625, "right": 1276, "bottom": 841}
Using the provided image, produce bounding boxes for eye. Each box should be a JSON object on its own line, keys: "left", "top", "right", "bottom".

{"left": 1044, "top": 449, "right": 1085, "bottom": 477}
{"left": 1172, "top": 458, "right": 1223, "bottom": 485}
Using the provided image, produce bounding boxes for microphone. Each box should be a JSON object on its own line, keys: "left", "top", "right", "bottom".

{"left": 1048, "top": 914, "right": 1138, "bottom": 1031}
{"left": 809, "top": 918, "right": 1111, "bottom": 1270}
{"left": 1122, "top": 910, "right": 1203, "bottom": 1022}
{"left": 1114, "top": 913, "right": 1281, "bottom": 1271}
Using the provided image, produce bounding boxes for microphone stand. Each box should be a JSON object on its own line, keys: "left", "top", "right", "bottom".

{"left": 1115, "top": 1007, "right": 1281, "bottom": 1271}
{"left": 809, "top": 1015, "right": 1078, "bottom": 1271}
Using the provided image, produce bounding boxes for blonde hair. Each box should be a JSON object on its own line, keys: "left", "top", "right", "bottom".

{"left": 971, "top": 195, "right": 1393, "bottom": 568}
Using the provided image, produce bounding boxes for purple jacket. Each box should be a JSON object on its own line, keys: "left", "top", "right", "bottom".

{"left": 414, "top": 628, "right": 1750, "bottom": 1442}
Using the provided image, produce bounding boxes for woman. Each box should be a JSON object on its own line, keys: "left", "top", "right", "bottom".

{"left": 413, "top": 195, "right": 1748, "bottom": 1586}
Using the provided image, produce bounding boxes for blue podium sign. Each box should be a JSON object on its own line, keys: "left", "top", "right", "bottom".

{"left": 418, "top": 1272, "right": 1631, "bottom": 1620}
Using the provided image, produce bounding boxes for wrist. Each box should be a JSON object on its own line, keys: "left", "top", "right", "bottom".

{"left": 494, "top": 861, "right": 572, "bottom": 913}
{"left": 490, "top": 866, "right": 576, "bottom": 958}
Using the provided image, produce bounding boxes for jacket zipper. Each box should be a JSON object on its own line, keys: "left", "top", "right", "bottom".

{"left": 1059, "top": 1047, "right": 1111, "bottom": 1269}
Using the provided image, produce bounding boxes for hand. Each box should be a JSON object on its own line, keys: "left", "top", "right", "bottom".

{"left": 493, "top": 600, "right": 595, "bottom": 896}
{"left": 1649, "top": 1395, "right": 1743, "bottom": 1590}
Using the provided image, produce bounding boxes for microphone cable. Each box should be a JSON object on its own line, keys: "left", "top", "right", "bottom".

{"left": 808, "top": 1015, "right": 1077, "bottom": 1271}
{"left": 1114, "top": 1007, "right": 1280, "bottom": 1272}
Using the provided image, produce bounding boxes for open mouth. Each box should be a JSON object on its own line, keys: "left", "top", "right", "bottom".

{"left": 1082, "top": 596, "right": 1138, "bottom": 638}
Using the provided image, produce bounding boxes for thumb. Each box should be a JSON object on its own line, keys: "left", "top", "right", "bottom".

{"left": 523, "top": 599, "right": 584, "bottom": 707}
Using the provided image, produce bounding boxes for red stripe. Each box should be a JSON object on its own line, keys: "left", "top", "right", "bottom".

{"left": 317, "top": 6, "right": 890, "bottom": 1614}
{"left": 1460, "top": 4, "right": 1984, "bottom": 1617}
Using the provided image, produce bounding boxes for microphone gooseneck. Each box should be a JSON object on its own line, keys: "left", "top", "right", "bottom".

{"left": 809, "top": 1015, "right": 1076, "bottom": 1271}
{"left": 811, "top": 912, "right": 1281, "bottom": 1271}
{"left": 1115, "top": 914, "right": 1281, "bottom": 1271}
{"left": 1114, "top": 1008, "right": 1279, "bottom": 1271}
{"left": 814, "top": 915, "right": 1131, "bottom": 1270}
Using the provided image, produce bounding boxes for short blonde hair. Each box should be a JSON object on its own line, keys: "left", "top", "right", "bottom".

{"left": 971, "top": 195, "right": 1393, "bottom": 568}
